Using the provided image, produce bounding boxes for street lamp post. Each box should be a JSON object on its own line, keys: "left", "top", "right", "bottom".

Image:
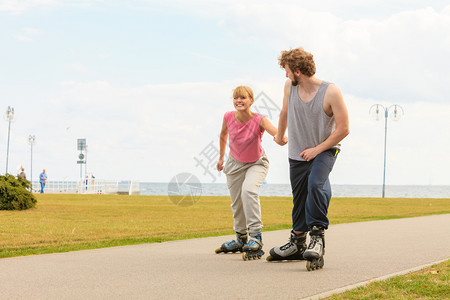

{"left": 369, "top": 104, "right": 404, "bottom": 198}
{"left": 4, "top": 106, "right": 15, "bottom": 174}
{"left": 28, "top": 135, "right": 36, "bottom": 191}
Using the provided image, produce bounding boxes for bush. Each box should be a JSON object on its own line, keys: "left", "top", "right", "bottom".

{"left": 0, "top": 174, "right": 37, "bottom": 210}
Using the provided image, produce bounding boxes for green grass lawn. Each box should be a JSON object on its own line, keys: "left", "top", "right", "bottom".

{"left": 326, "top": 260, "right": 449, "bottom": 299}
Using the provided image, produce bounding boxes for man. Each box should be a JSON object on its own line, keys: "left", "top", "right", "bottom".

{"left": 39, "top": 169, "right": 47, "bottom": 193}
{"left": 268, "top": 48, "right": 349, "bottom": 271}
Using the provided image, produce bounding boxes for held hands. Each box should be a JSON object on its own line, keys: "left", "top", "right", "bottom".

{"left": 274, "top": 134, "right": 288, "bottom": 146}
{"left": 216, "top": 158, "right": 224, "bottom": 172}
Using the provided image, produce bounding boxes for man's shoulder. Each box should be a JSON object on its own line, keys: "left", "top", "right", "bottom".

{"left": 324, "top": 83, "right": 342, "bottom": 99}
{"left": 284, "top": 79, "right": 293, "bottom": 96}
{"left": 284, "top": 79, "right": 293, "bottom": 89}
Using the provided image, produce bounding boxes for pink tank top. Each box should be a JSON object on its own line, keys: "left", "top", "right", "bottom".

{"left": 224, "top": 111, "right": 265, "bottom": 163}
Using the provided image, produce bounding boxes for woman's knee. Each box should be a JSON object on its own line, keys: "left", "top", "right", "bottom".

{"left": 241, "top": 185, "right": 258, "bottom": 200}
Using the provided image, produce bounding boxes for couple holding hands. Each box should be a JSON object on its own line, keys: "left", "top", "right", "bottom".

{"left": 215, "top": 47, "right": 349, "bottom": 271}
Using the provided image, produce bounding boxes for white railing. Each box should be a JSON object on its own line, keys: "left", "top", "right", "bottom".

{"left": 31, "top": 179, "right": 140, "bottom": 195}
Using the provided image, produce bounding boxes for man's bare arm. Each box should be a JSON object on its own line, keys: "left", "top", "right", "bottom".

{"left": 274, "top": 79, "right": 291, "bottom": 146}
{"left": 300, "top": 84, "right": 349, "bottom": 161}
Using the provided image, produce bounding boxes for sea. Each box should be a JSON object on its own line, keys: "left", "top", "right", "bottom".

{"left": 141, "top": 182, "right": 450, "bottom": 198}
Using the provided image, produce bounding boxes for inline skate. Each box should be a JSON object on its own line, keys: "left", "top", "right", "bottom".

{"left": 242, "top": 232, "right": 264, "bottom": 260}
{"left": 303, "top": 226, "right": 325, "bottom": 271}
{"left": 266, "top": 230, "right": 307, "bottom": 262}
{"left": 215, "top": 232, "right": 247, "bottom": 254}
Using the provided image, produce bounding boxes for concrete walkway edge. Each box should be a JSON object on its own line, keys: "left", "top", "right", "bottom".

{"left": 302, "top": 258, "right": 449, "bottom": 300}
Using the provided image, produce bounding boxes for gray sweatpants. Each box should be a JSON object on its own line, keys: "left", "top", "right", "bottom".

{"left": 223, "top": 153, "right": 269, "bottom": 235}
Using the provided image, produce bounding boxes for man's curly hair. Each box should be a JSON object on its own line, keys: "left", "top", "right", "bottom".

{"left": 278, "top": 48, "right": 316, "bottom": 77}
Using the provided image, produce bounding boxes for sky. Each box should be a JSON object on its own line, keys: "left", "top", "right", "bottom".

{"left": 0, "top": 0, "right": 449, "bottom": 186}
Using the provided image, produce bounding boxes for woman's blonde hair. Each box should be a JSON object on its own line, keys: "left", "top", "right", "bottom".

{"left": 233, "top": 86, "right": 254, "bottom": 100}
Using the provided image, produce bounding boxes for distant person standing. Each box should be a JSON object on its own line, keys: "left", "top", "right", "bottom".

{"left": 39, "top": 169, "right": 47, "bottom": 193}
{"left": 18, "top": 167, "right": 26, "bottom": 180}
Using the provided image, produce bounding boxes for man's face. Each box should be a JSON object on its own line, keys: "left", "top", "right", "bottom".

{"left": 284, "top": 64, "right": 300, "bottom": 86}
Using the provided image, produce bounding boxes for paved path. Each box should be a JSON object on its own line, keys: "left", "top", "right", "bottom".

{"left": 0, "top": 214, "right": 449, "bottom": 299}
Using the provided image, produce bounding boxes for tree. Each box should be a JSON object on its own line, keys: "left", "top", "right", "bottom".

{"left": 0, "top": 174, "right": 37, "bottom": 210}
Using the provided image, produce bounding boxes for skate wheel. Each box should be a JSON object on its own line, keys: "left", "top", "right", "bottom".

{"left": 266, "top": 255, "right": 273, "bottom": 262}
{"left": 215, "top": 248, "right": 222, "bottom": 254}
{"left": 306, "top": 258, "right": 323, "bottom": 271}
{"left": 242, "top": 253, "right": 248, "bottom": 261}
{"left": 318, "top": 257, "right": 324, "bottom": 269}
{"left": 306, "top": 260, "right": 314, "bottom": 271}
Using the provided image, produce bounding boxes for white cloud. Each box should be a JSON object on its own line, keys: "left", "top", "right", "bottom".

{"left": 14, "top": 28, "right": 40, "bottom": 42}
{"left": 0, "top": 0, "right": 57, "bottom": 14}
{"left": 198, "top": 2, "right": 450, "bottom": 104}
{"left": 64, "top": 63, "right": 90, "bottom": 73}
{"left": 145, "top": 1, "right": 450, "bottom": 104}
{"left": 0, "top": 0, "right": 109, "bottom": 13}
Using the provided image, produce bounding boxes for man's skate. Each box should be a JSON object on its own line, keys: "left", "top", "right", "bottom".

{"left": 266, "top": 230, "right": 307, "bottom": 262}
{"left": 303, "top": 226, "right": 325, "bottom": 271}
{"left": 242, "top": 233, "right": 264, "bottom": 260}
{"left": 215, "top": 232, "right": 247, "bottom": 254}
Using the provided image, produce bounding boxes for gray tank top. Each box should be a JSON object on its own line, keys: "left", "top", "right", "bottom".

{"left": 287, "top": 81, "right": 339, "bottom": 161}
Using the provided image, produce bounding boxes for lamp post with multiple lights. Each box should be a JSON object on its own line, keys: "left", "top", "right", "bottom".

{"left": 4, "top": 106, "right": 15, "bottom": 174}
{"left": 369, "top": 104, "right": 404, "bottom": 198}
